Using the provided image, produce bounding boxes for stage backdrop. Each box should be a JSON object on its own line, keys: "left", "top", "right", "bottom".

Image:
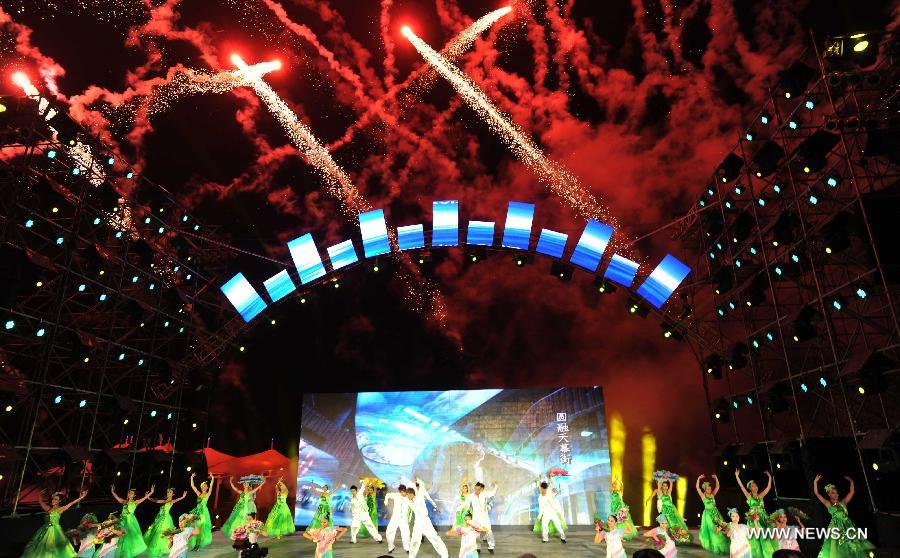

{"left": 296, "top": 387, "right": 611, "bottom": 527}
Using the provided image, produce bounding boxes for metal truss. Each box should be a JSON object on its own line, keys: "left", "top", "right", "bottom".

{"left": 0, "top": 95, "right": 247, "bottom": 513}
{"left": 675, "top": 34, "right": 900, "bottom": 507}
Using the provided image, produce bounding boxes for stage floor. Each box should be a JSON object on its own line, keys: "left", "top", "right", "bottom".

{"left": 193, "top": 527, "right": 716, "bottom": 557}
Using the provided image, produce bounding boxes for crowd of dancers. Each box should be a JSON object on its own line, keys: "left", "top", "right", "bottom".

{"left": 21, "top": 466, "right": 877, "bottom": 558}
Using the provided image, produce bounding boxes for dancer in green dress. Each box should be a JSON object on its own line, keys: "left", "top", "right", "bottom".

{"left": 357, "top": 484, "right": 379, "bottom": 538}
{"left": 696, "top": 474, "right": 729, "bottom": 554}
{"left": 22, "top": 489, "right": 88, "bottom": 558}
{"left": 111, "top": 484, "right": 155, "bottom": 558}
{"left": 143, "top": 487, "right": 188, "bottom": 556}
{"left": 455, "top": 483, "right": 471, "bottom": 527}
{"left": 814, "top": 474, "right": 875, "bottom": 558}
{"left": 188, "top": 472, "right": 214, "bottom": 550}
{"left": 222, "top": 475, "right": 265, "bottom": 537}
{"left": 308, "top": 485, "right": 334, "bottom": 530}
{"left": 609, "top": 478, "right": 637, "bottom": 540}
{"left": 735, "top": 469, "right": 777, "bottom": 558}
{"left": 265, "top": 476, "right": 296, "bottom": 538}
{"left": 648, "top": 475, "right": 692, "bottom": 544}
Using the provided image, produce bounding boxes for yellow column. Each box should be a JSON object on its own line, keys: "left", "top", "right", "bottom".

{"left": 641, "top": 427, "right": 656, "bottom": 526}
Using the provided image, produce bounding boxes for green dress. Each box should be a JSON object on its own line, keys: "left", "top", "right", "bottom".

{"left": 265, "top": 492, "right": 296, "bottom": 537}
{"left": 455, "top": 494, "right": 470, "bottom": 526}
{"left": 143, "top": 501, "right": 175, "bottom": 556}
{"left": 746, "top": 497, "right": 777, "bottom": 558}
{"left": 307, "top": 492, "right": 332, "bottom": 530}
{"left": 222, "top": 492, "right": 252, "bottom": 537}
{"left": 660, "top": 493, "right": 693, "bottom": 543}
{"left": 357, "top": 492, "right": 378, "bottom": 537}
{"left": 118, "top": 501, "right": 148, "bottom": 558}
{"left": 22, "top": 510, "right": 76, "bottom": 558}
{"left": 189, "top": 494, "right": 213, "bottom": 550}
{"left": 817, "top": 503, "right": 875, "bottom": 558}
{"left": 610, "top": 491, "right": 637, "bottom": 540}
{"left": 699, "top": 496, "right": 729, "bottom": 554}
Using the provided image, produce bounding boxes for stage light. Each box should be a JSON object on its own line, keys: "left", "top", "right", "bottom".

{"left": 712, "top": 399, "right": 731, "bottom": 422}
{"left": 150, "top": 410, "right": 157, "bottom": 417}
{"left": 79, "top": 399, "right": 86, "bottom": 408}
{"left": 609, "top": 414, "right": 624, "bottom": 482}
{"left": 117, "top": 353, "right": 124, "bottom": 360}
{"left": 166, "top": 412, "right": 173, "bottom": 420}
{"left": 36, "top": 328, "right": 45, "bottom": 337}
{"left": 72, "top": 167, "right": 80, "bottom": 175}
{"left": 751, "top": 339, "right": 759, "bottom": 349}
{"left": 873, "top": 462, "right": 879, "bottom": 471}
{"left": 796, "top": 130, "right": 840, "bottom": 174}
{"left": 763, "top": 382, "right": 790, "bottom": 413}
{"left": 766, "top": 331, "right": 775, "bottom": 341}
{"left": 123, "top": 418, "right": 129, "bottom": 425}
{"left": 83, "top": 357, "right": 89, "bottom": 363}
{"left": 707, "top": 187, "right": 715, "bottom": 196}
{"left": 788, "top": 120, "right": 798, "bottom": 130}
{"left": 4, "top": 320, "right": 13, "bottom": 330}
{"left": 99, "top": 294, "right": 107, "bottom": 301}
{"left": 717, "top": 153, "right": 744, "bottom": 183}
{"left": 4, "top": 405, "right": 12, "bottom": 412}
{"left": 729, "top": 343, "right": 749, "bottom": 370}
{"left": 832, "top": 297, "right": 845, "bottom": 311}
{"left": 55, "top": 237, "right": 64, "bottom": 245}
{"left": 53, "top": 395, "right": 62, "bottom": 404}
{"left": 550, "top": 261, "right": 573, "bottom": 282}
{"left": 800, "top": 382, "right": 809, "bottom": 393}
{"left": 641, "top": 428, "right": 656, "bottom": 526}
{"left": 144, "top": 217, "right": 151, "bottom": 224}
{"left": 819, "top": 376, "right": 828, "bottom": 387}
{"left": 805, "top": 100, "right": 815, "bottom": 110}
{"left": 773, "top": 184, "right": 781, "bottom": 194}
{"left": 856, "top": 287, "right": 868, "bottom": 299}
{"left": 808, "top": 192, "right": 820, "bottom": 205}
{"left": 746, "top": 396, "right": 754, "bottom": 405}
{"left": 192, "top": 422, "right": 198, "bottom": 429}
{"left": 92, "top": 217, "right": 101, "bottom": 225}
{"left": 745, "top": 132, "right": 753, "bottom": 141}
{"left": 827, "top": 176, "right": 839, "bottom": 187}
{"left": 270, "top": 319, "right": 276, "bottom": 326}
{"left": 854, "top": 40, "right": 869, "bottom": 52}
{"left": 126, "top": 170, "right": 134, "bottom": 179}
{"left": 239, "top": 346, "right": 245, "bottom": 352}
{"left": 732, "top": 399, "right": 739, "bottom": 409}
{"left": 107, "top": 156, "right": 115, "bottom": 165}
{"left": 758, "top": 197, "right": 766, "bottom": 207}
{"left": 24, "top": 218, "right": 34, "bottom": 228}
{"left": 77, "top": 284, "right": 86, "bottom": 292}
{"left": 858, "top": 386, "right": 865, "bottom": 395}
{"left": 825, "top": 33, "right": 879, "bottom": 67}
{"left": 627, "top": 298, "right": 649, "bottom": 317}
{"left": 704, "top": 354, "right": 724, "bottom": 379}
{"left": 138, "top": 359, "right": 144, "bottom": 365}
{"left": 760, "top": 115, "right": 769, "bottom": 124}
{"left": 777, "top": 61, "right": 815, "bottom": 99}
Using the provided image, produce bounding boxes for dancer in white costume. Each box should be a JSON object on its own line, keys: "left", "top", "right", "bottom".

{"left": 723, "top": 508, "right": 753, "bottom": 558}
{"left": 384, "top": 483, "right": 411, "bottom": 553}
{"left": 348, "top": 480, "right": 382, "bottom": 543}
{"left": 595, "top": 515, "right": 634, "bottom": 558}
{"left": 407, "top": 481, "right": 449, "bottom": 558}
{"left": 537, "top": 479, "right": 566, "bottom": 543}
{"left": 646, "top": 514, "right": 677, "bottom": 558}
{"left": 771, "top": 508, "right": 804, "bottom": 551}
{"left": 465, "top": 481, "right": 498, "bottom": 553}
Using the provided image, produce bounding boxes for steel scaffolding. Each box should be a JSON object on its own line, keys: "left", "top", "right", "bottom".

{"left": 0, "top": 95, "right": 247, "bottom": 513}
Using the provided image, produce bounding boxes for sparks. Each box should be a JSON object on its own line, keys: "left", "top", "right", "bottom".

{"left": 403, "top": 27, "right": 616, "bottom": 227}
{"left": 147, "top": 63, "right": 282, "bottom": 116}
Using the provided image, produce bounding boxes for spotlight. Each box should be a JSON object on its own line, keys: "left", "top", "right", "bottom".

{"left": 791, "top": 305, "right": 820, "bottom": 343}
{"left": 728, "top": 343, "right": 749, "bottom": 371}
{"left": 831, "top": 296, "right": 846, "bottom": 311}
{"left": 53, "top": 395, "right": 62, "bottom": 404}
{"left": 660, "top": 322, "right": 683, "bottom": 341}
{"left": 717, "top": 153, "right": 744, "bottom": 183}
{"left": 592, "top": 277, "right": 617, "bottom": 294}
{"left": 821, "top": 211, "right": 857, "bottom": 254}
{"left": 79, "top": 399, "right": 86, "bottom": 408}
{"left": 856, "top": 287, "right": 868, "bottom": 299}
{"left": 751, "top": 141, "right": 785, "bottom": 178}
{"left": 704, "top": 354, "right": 724, "bottom": 380}
{"left": 825, "top": 33, "right": 880, "bottom": 68}
{"left": 808, "top": 190, "right": 821, "bottom": 205}
{"left": 626, "top": 297, "right": 649, "bottom": 318}
{"left": 845, "top": 351, "right": 893, "bottom": 396}
{"left": 776, "top": 61, "right": 815, "bottom": 99}
{"left": 549, "top": 261, "right": 573, "bottom": 282}
{"left": 795, "top": 130, "right": 840, "bottom": 174}
{"left": 763, "top": 382, "right": 790, "bottom": 413}
{"left": 513, "top": 253, "right": 534, "bottom": 267}
{"left": 4, "top": 320, "right": 13, "bottom": 330}
{"left": 712, "top": 398, "right": 731, "bottom": 423}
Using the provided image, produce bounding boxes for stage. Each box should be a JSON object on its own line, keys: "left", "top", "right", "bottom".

{"left": 191, "top": 527, "right": 716, "bottom": 557}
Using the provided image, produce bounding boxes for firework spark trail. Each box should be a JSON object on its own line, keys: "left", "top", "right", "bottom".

{"left": 146, "top": 62, "right": 282, "bottom": 115}
{"left": 380, "top": 0, "right": 397, "bottom": 91}
{"left": 231, "top": 55, "right": 449, "bottom": 326}
{"left": 231, "top": 54, "right": 370, "bottom": 216}
{"left": 328, "top": 5, "right": 513, "bottom": 151}
{"left": 402, "top": 27, "right": 616, "bottom": 227}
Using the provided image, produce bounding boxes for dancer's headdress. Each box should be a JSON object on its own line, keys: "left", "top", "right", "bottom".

{"left": 746, "top": 480, "right": 757, "bottom": 489}
{"left": 656, "top": 513, "right": 667, "bottom": 524}
{"left": 726, "top": 508, "right": 738, "bottom": 517}
{"left": 701, "top": 481, "right": 712, "bottom": 490}
{"left": 824, "top": 483, "right": 836, "bottom": 493}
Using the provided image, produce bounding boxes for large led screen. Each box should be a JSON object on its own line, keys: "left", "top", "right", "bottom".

{"left": 296, "top": 387, "right": 610, "bottom": 528}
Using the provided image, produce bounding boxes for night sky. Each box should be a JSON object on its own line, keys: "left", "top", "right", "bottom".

{"left": 1, "top": 0, "right": 896, "bottom": 506}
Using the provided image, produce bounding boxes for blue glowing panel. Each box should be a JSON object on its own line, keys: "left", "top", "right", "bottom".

{"left": 397, "top": 224, "right": 425, "bottom": 251}
{"left": 221, "top": 273, "right": 267, "bottom": 322}
{"left": 432, "top": 200, "right": 459, "bottom": 247}
{"left": 535, "top": 229, "right": 568, "bottom": 259}
{"left": 570, "top": 220, "right": 613, "bottom": 271}
{"left": 287, "top": 233, "right": 327, "bottom": 285}
{"left": 359, "top": 209, "right": 390, "bottom": 258}
{"left": 263, "top": 269, "right": 296, "bottom": 303}
{"left": 636, "top": 254, "right": 691, "bottom": 309}
{"left": 501, "top": 201, "right": 535, "bottom": 250}
{"left": 327, "top": 239, "right": 358, "bottom": 271}
{"left": 603, "top": 254, "right": 640, "bottom": 287}
{"left": 299, "top": 387, "right": 610, "bottom": 527}
{"left": 466, "top": 221, "right": 495, "bottom": 246}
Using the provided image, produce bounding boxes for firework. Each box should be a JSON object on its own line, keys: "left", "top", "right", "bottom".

{"left": 402, "top": 27, "right": 615, "bottom": 227}
{"left": 230, "top": 54, "right": 370, "bottom": 216}
{"left": 147, "top": 62, "right": 282, "bottom": 116}
{"left": 12, "top": 72, "right": 106, "bottom": 186}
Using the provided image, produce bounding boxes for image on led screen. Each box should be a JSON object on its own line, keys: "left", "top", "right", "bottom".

{"left": 296, "top": 387, "right": 610, "bottom": 528}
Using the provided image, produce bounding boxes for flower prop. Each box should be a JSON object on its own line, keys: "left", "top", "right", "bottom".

{"left": 653, "top": 470, "right": 679, "bottom": 482}
{"left": 239, "top": 474, "right": 265, "bottom": 485}
{"left": 548, "top": 468, "right": 569, "bottom": 477}
{"left": 616, "top": 507, "right": 630, "bottom": 522}
{"left": 361, "top": 476, "right": 385, "bottom": 490}
{"left": 746, "top": 510, "right": 761, "bottom": 523}
{"left": 668, "top": 527, "right": 692, "bottom": 543}
{"left": 594, "top": 515, "right": 606, "bottom": 531}
{"left": 788, "top": 506, "right": 810, "bottom": 521}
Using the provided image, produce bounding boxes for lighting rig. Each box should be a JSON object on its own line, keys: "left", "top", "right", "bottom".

{"left": 675, "top": 30, "right": 900, "bottom": 512}
{"left": 0, "top": 94, "right": 243, "bottom": 512}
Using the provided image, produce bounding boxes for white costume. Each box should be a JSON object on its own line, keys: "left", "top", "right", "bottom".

{"left": 775, "top": 525, "right": 800, "bottom": 551}
{"left": 384, "top": 489, "right": 411, "bottom": 552}
{"left": 603, "top": 527, "right": 627, "bottom": 558}
{"left": 465, "top": 485, "right": 497, "bottom": 551}
{"left": 77, "top": 529, "right": 97, "bottom": 557}
{"left": 727, "top": 523, "right": 753, "bottom": 558}
{"left": 349, "top": 480, "right": 382, "bottom": 543}
{"left": 409, "top": 479, "right": 449, "bottom": 558}
{"left": 653, "top": 527, "right": 677, "bottom": 558}
{"left": 95, "top": 537, "right": 119, "bottom": 558}
{"left": 168, "top": 527, "right": 193, "bottom": 558}
{"left": 538, "top": 490, "right": 566, "bottom": 542}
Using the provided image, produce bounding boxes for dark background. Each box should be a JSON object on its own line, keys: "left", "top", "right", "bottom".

{"left": 1, "top": 0, "right": 896, "bottom": 521}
